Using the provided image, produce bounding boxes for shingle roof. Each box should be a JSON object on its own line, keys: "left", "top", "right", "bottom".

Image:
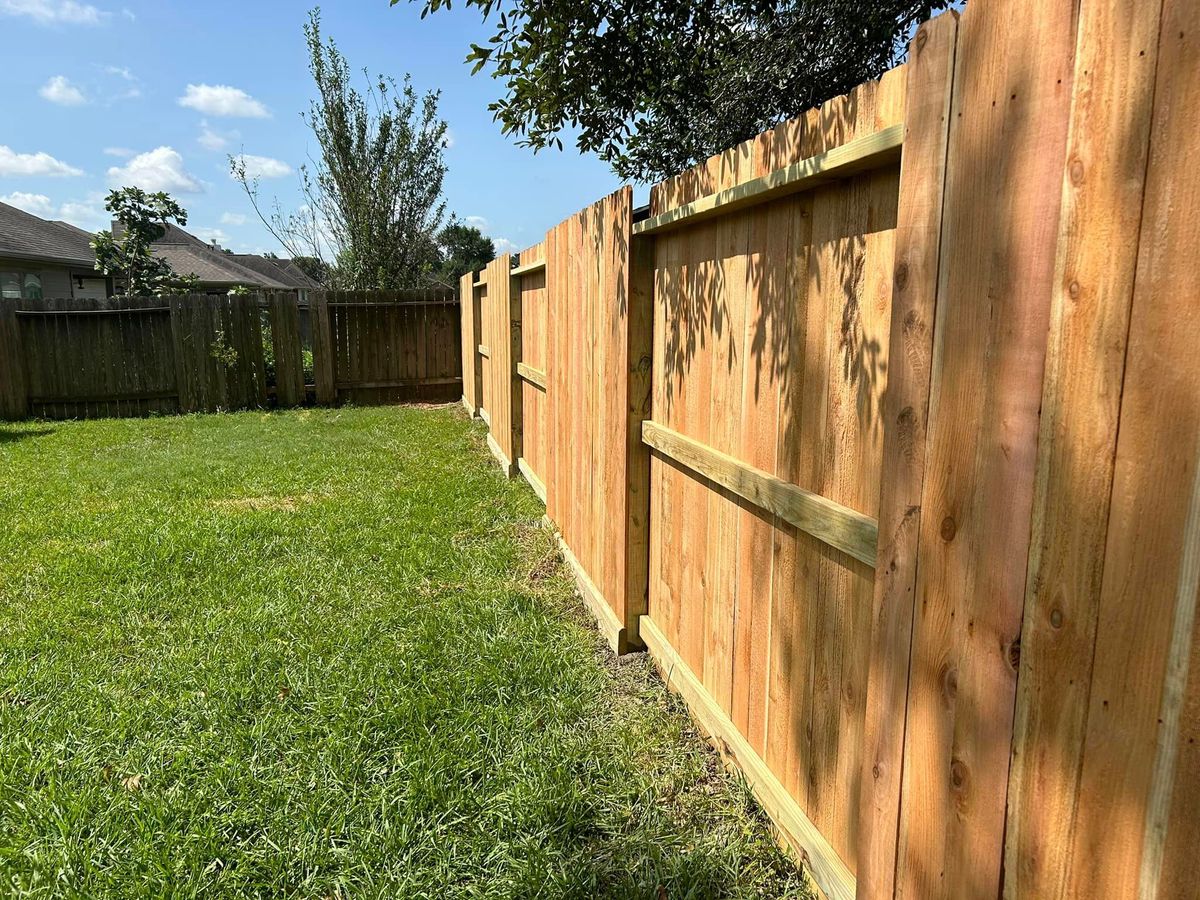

{"left": 230, "top": 254, "right": 323, "bottom": 290}
{"left": 0, "top": 201, "right": 96, "bottom": 265}
{"left": 0, "top": 206, "right": 317, "bottom": 291}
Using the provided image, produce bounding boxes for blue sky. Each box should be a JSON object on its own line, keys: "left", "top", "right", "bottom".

{"left": 0, "top": 0, "right": 627, "bottom": 257}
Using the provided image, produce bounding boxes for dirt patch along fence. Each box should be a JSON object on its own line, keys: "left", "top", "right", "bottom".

{"left": 0, "top": 289, "right": 461, "bottom": 420}
{"left": 464, "top": 0, "right": 1200, "bottom": 897}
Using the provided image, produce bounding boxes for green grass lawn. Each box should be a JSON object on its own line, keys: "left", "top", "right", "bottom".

{"left": 0, "top": 406, "right": 809, "bottom": 899}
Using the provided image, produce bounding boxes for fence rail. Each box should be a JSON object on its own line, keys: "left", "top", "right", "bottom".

{"left": 462, "top": 0, "right": 1200, "bottom": 896}
{"left": 0, "top": 289, "right": 460, "bottom": 420}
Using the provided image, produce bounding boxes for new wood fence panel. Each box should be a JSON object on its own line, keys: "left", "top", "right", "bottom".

{"left": 641, "top": 70, "right": 905, "bottom": 898}
{"left": 479, "top": 257, "right": 514, "bottom": 472}
{"left": 542, "top": 187, "right": 648, "bottom": 652}
{"left": 459, "top": 272, "right": 481, "bottom": 415}
{"left": 517, "top": 240, "right": 549, "bottom": 497}
{"left": 855, "top": 13, "right": 958, "bottom": 899}
{"left": 894, "top": 0, "right": 1078, "bottom": 896}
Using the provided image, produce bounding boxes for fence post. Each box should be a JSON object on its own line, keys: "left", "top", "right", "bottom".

{"left": 508, "top": 266, "right": 524, "bottom": 469}
{"left": 311, "top": 291, "right": 336, "bottom": 406}
{"left": 0, "top": 301, "right": 28, "bottom": 420}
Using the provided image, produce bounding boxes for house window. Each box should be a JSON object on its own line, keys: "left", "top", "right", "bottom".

{"left": 0, "top": 272, "right": 43, "bottom": 300}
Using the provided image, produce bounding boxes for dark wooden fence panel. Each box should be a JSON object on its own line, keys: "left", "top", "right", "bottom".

{"left": 0, "top": 293, "right": 277, "bottom": 420}
{"left": 311, "top": 289, "right": 462, "bottom": 406}
{"left": 267, "top": 292, "right": 305, "bottom": 408}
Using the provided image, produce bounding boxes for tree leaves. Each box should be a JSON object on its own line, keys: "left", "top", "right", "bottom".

{"left": 403, "top": 0, "right": 952, "bottom": 182}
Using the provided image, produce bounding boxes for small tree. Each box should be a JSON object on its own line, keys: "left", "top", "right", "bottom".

{"left": 233, "top": 8, "right": 450, "bottom": 289}
{"left": 426, "top": 220, "right": 495, "bottom": 288}
{"left": 92, "top": 188, "right": 191, "bottom": 296}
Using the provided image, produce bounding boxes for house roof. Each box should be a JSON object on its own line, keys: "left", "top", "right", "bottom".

{"left": 0, "top": 204, "right": 317, "bottom": 290}
{"left": 0, "top": 201, "right": 96, "bottom": 266}
{"left": 229, "top": 254, "right": 322, "bottom": 290}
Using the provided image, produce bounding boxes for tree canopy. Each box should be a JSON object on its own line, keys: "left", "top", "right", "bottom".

{"left": 234, "top": 8, "right": 450, "bottom": 289}
{"left": 92, "top": 188, "right": 193, "bottom": 296}
{"left": 400, "top": 0, "right": 951, "bottom": 182}
{"left": 426, "top": 220, "right": 495, "bottom": 288}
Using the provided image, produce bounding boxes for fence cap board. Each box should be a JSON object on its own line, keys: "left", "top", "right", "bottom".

{"left": 633, "top": 123, "right": 904, "bottom": 237}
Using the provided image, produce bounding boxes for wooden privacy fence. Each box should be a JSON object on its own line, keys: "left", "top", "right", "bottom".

{"left": 0, "top": 289, "right": 461, "bottom": 420}
{"left": 464, "top": 0, "right": 1200, "bottom": 897}
{"left": 311, "top": 289, "right": 462, "bottom": 406}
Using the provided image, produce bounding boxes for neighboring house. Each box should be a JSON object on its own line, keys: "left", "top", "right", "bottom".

{"left": 148, "top": 225, "right": 319, "bottom": 296}
{"left": 0, "top": 200, "right": 320, "bottom": 299}
{"left": 0, "top": 202, "right": 111, "bottom": 300}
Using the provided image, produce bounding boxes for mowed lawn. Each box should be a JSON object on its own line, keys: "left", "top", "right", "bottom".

{"left": 0, "top": 406, "right": 808, "bottom": 899}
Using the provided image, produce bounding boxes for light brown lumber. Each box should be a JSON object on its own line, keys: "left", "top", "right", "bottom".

{"left": 516, "top": 362, "right": 546, "bottom": 390}
{"left": 855, "top": 13, "right": 958, "bottom": 899}
{"left": 893, "top": 0, "right": 1077, "bottom": 896}
{"left": 639, "top": 615, "right": 854, "bottom": 900}
{"left": 632, "top": 124, "right": 903, "bottom": 237}
{"left": 641, "top": 420, "right": 877, "bottom": 567}
{"left": 1060, "top": 1, "right": 1200, "bottom": 896}
{"left": 555, "top": 530, "right": 628, "bottom": 654}
{"left": 1002, "top": 0, "right": 1167, "bottom": 896}
{"left": 477, "top": 344, "right": 490, "bottom": 358}
{"left": 485, "top": 431, "right": 514, "bottom": 477}
{"left": 516, "top": 457, "right": 546, "bottom": 504}
{"left": 511, "top": 259, "right": 545, "bottom": 277}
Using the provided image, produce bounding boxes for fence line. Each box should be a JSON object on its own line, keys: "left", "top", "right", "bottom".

{"left": 463, "top": 0, "right": 1200, "bottom": 896}
{"left": 0, "top": 288, "right": 461, "bottom": 420}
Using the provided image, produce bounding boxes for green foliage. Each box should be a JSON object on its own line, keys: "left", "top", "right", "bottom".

{"left": 227, "top": 284, "right": 253, "bottom": 296}
{"left": 233, "top": 9, "right": 450, "bottom": 290}
{"left": 209, "top": 330, "right": 239, "bottom": 367}
{"left": 426, "top": 218, "right": 496, "bottom": 288}
{"left": 0, "top": 408, "right": 812, "bottom": 898}
{"left": 401, "top": 0, "right": 952, "bottom": 182}
{"left": 290, "top": 255, "right": 332, "bottom": 286}
{"left": 92, "top": 188, "right": 196, "bottom": 297}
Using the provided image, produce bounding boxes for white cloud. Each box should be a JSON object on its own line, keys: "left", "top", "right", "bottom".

{"left": 57, "top": 195, "right": 108, "bottom": 230}
{"left": 461, "top": 215, "right": 515, "bottom": 255}
{"left": 0, "top": 146, "right": 83, "bottom": 177}
{"left": 0, "top": 191, "right": 55, "bottom": 216}
{"left": 103, "top": 146, "right": 133, "bottom": 157}
{"left": 39, "top": 75, "right": 87, "bottom": 106}
{"left": 230, "top": 153, "right": 291, "bottom": 180}
{"left": 178, "top": 84, "right": 269, "bottom": 118}
{"left": 444, "top": 128, "right": 455, "bottom": 149}
{"left": 220, "top": 212, "right": 247, "bottom": 226}
{"left": 100, "top": 64, "right": 140, "bottom": 100}
{"left": 107, "top": 146, "right": 203, "bottom": 193}
{"left": 0, "top": 0, "right": 106, "bottom": 25}
{"left": 197, "top": 120, "right": 232, "bottom": 152}
{"left": 191, "top": 226, "right": 230, "bottom": 246}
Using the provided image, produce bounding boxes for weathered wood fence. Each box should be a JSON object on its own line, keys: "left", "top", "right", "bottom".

{"left": 463, "top": 0, "right": 1200, "bottom": 896}
{"left": 0, "top": 289, "right": 460, "bottom": 420}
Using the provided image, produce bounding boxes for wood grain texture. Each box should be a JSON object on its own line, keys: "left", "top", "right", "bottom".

{"left": 459, "top": 271, "right": 480, "bottom": 414}
{"left": 645, "top": 64, "right": 906, "bottom": 877}
{"left": 1056, "top": 1, "right": 1200, "bottom": 896}
{"left": 640, "top": 615, "right": 855, "bottom": 900}
{"left": 642, "top": 420, "right": 878, "bottom": 566}
{"left": 544, "top": 188, "right": 643, "bottom": 646}
{"left": 854, "top": 14, "right": 958, "bottom": 899}
{"left": 634, "top": 125, "right": 904, "bottom": 237}
{"left": 894, "top": 0, "right": 1078, "bottom": 895}
{"left": 1000, "top": 0, "right": 1166, "bottom": 895}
